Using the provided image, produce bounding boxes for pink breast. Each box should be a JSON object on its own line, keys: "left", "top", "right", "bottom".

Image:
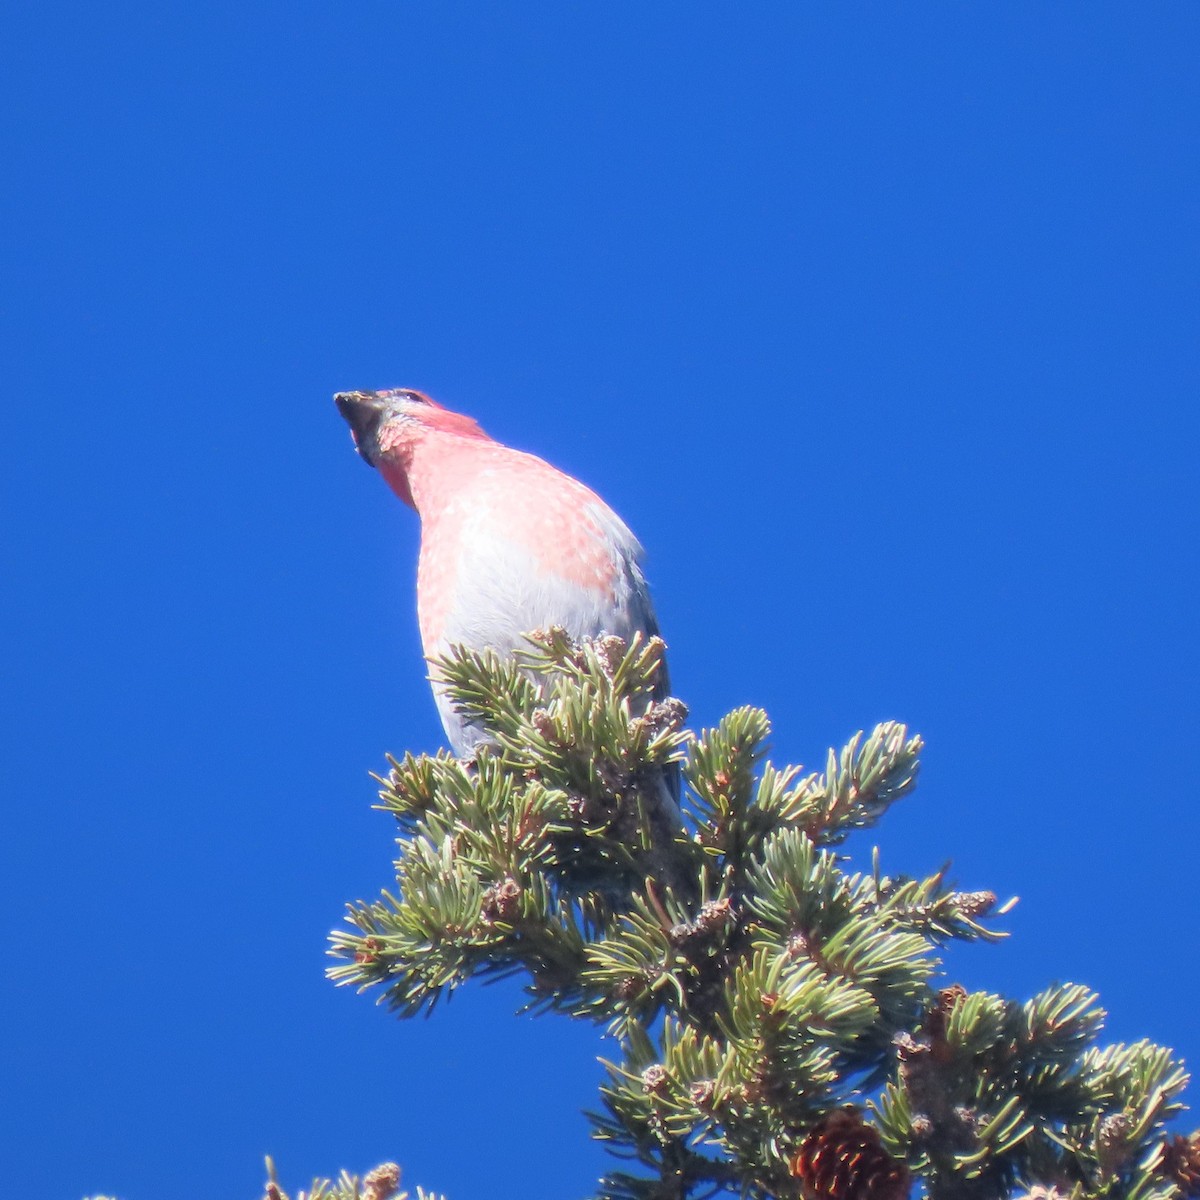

{"left": 413, "top": 441, "right": 621, "bottom": 650}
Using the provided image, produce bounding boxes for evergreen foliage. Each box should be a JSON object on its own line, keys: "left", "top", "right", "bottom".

{"left": 261, "top": 1157, "right": 443, "bottom": 1200}
{"left": 322, "top": 633, "right": 1195, "bottom": 1200}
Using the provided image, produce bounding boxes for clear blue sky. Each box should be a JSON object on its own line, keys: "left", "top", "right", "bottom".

{"left": 2, "top": 5, "right": 1197, "bottom": 1198}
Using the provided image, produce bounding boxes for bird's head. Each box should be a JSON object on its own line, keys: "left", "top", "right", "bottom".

{"left": 336, "top": 388, "right": 488, "bottom": 461}
{"left": 335, "top": 388, "right": 491, "bottom": 510}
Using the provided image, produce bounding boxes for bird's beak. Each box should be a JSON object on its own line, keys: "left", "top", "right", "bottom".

{"left": 334, "top": 390, "right": 388, "bottom": 467}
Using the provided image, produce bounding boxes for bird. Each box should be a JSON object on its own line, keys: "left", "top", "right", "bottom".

{"left": 333, "top": 387, "right": 668, "bottom": 758}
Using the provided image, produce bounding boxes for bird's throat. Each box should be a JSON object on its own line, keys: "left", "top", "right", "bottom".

{"left": 378, "top": 456, "right": 417, "bottom": 510}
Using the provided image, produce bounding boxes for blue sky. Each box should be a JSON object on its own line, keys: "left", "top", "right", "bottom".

{"left": 2, "top": 4, "right": 1197, "bottom": 1198}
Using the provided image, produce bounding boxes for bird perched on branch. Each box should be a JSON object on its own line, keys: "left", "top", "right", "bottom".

{"left": 334, "top": 388, "right": 668, "bottom": 758}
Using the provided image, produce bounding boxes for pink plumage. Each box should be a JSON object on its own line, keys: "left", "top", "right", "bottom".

{"left": 335, "top": 388, "right": 665, "bottom": 755}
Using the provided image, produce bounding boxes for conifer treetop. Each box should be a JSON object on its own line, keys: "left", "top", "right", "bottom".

{"left": 317, "top": 632, "right": 1195, "bottom": 1200}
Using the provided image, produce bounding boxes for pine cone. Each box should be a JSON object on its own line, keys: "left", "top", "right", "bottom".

{"left": 923, "top": 983, "right": 967, "bottom": 1039}
{"left": 362, "top": 1163, "right": 402, "bottom": 1200}
{"left": 1163, "top": 1133, "right": 1200, "bottom": 1196}
{"left": 792, "top": 1108, "right": 910, "bottom": 1200}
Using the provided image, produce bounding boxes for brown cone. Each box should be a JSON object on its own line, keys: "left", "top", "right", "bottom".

{"left": 792, "top": 1108, "right": 910, "bottom": 1200}
{"left": 923, "top": 983, "right": 968, "bottom": 1040}
{"left": 1163, "top": 1134, "right": 1200, "bottom": 1196}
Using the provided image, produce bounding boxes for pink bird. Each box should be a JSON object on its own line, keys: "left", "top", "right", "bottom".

{"left": 334, "top": 388, "right": 668, "bottom": 757}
